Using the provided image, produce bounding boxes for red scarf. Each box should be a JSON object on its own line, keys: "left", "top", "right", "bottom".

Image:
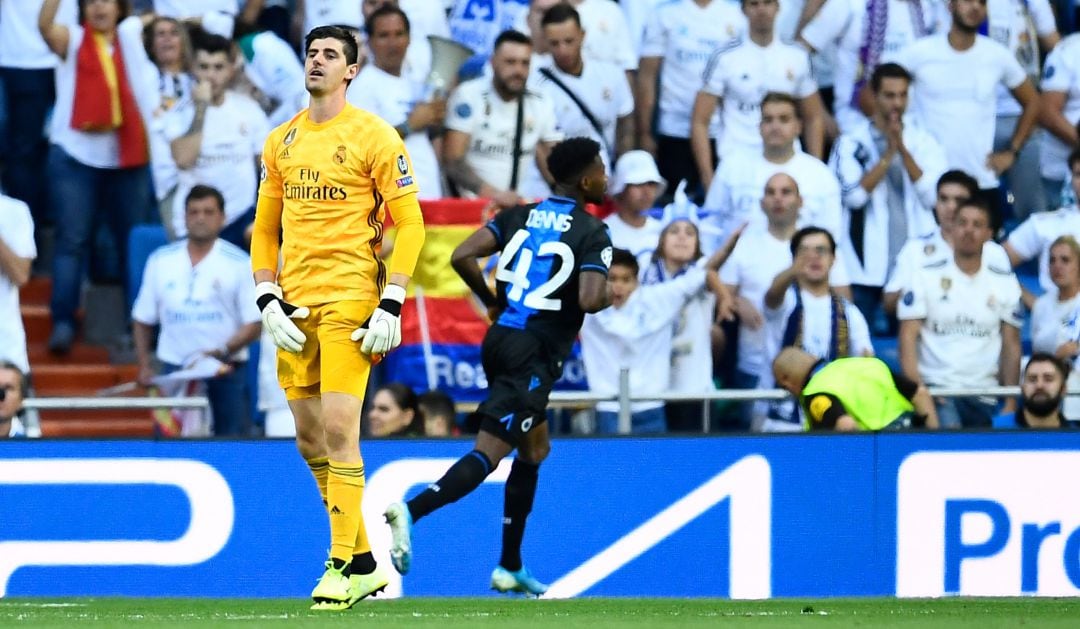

{"left": 70, "top": 24, "right": 149, "bottom": 168}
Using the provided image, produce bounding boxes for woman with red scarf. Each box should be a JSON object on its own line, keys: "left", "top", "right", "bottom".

{"left": 39, "top": 0, "right": 158, "bottom": 354}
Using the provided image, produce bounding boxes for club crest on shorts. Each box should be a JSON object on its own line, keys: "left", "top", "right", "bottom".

{"left": 397, "top": 154, "right": 409, "bottom": 175}
{"left": 283, "top": 128, "right": 297, "bottom": 145}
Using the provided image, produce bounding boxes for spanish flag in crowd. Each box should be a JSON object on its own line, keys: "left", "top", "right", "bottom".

{"left": 383, "top": 200, "right": 588, "bottom": 401}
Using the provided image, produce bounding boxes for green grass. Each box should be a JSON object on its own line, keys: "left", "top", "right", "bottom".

{"left": 2, "top": 598, "right": 1079, "bottom": 628}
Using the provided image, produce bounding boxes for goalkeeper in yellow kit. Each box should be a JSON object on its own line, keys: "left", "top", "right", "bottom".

{"left": 250, "top": 25, "right": 425, "bottom": 611}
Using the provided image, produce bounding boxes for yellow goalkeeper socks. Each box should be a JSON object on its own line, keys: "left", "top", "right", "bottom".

{"left": 327, "top": 460, "right": 366, "bottom": 562}
{"left": 305, "top": 456, "right": 329, "bottom": 509}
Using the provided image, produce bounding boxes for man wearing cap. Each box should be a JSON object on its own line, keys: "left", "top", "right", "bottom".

{"left": 604, "top": 150, "right": 666, "bottom": 268}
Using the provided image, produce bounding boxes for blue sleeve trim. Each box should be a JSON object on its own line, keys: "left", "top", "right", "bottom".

{"left": 485, "top": 222, "right": 501, "bottom": 243}
{"left": 580, "top": 264, "right": 609, "bottom": 275}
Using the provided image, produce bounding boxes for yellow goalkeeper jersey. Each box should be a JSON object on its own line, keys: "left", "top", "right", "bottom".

{"left": 258, "top": 104, "right": 420, "bottom": 305}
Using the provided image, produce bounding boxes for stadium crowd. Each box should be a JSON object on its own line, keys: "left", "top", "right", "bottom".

{"left": 4, "top": 0, "right": 1080, "bottom": 438}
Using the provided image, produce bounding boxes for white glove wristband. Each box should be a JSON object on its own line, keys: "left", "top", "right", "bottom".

{"left": 381, "top": 284, "right": 406, "bottom": 304}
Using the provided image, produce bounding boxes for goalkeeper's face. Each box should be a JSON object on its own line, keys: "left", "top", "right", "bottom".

{"left": 305, "top": 37, "right": 359, "bottom": 96}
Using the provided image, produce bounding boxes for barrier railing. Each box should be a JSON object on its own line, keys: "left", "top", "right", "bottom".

{"left": 19, "top": 380, "right": 1024, "bottom": 435}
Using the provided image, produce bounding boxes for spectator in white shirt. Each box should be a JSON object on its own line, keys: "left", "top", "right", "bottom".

{"left": 982, "top": 0, "right": 1059, "bottom": 219}
{"left": 1030, "top": 235, "right": 1080, "bottom": 419}
{"left": 638, "top": 0, "right": 746, "bottom": 205}
{"left": 536, "top": 3, "right": 634, "bottom": 170}
{"left": 691, "top": 0, "right": 825, "bottom": 190}
{"left": 701, "top": 92, "right": 842, "bottom": 254}
{"left": 798, "top": 0, "right": 947, "bottom": 134}
{"left": 1004, "top": 150, "right": 1080, "bottom": 296}
{"left": 132, "top": 185, "right": 262, "bottom": 436}
{"left": 348, "top": 5, "right": 447, "bottom": 199}
{"left": 1039, "top": 33, "right": 1080, "bottom": 209}
{"left": 0, "top": 193, "right": 36, "bottom": 375}
{"left": 640, "top": 219, "right": 733, "bottom": 432}
{"left": 40, "top": 0, "right": 159, "bottom": 355}
{"left": 720, "top": 173, "right": 853, "bottom": 427}
{"left": 760, "top": 226, "right": 873, "bottom": 431}
{"left": 143, "top": 16, "right": 193, "bottom": 237}
{"left": 898, "top": 199, "right": 1023, "bottom": 428}
{"left": 443, "top": 30, "right": 563, "bottom": 208}
{"left": 520, "top": 0, "right": 638, "bottom": 73}
{"left": 830, "top": 62, "right": 947, "bottom": 332}
{"left": 604, "top": 150, "right": 666, "bottom": 267}
{"left": 582, "top": 242, "right": 734, "bottom": 434}
{"left": 890, "top": 0, "right": 1040, "bottom": 225}
{"left": 167, "top": 33, "right": 270, "bottom": 248}
{"left": 884, "top": 169, "right": 993, "bottom": 315}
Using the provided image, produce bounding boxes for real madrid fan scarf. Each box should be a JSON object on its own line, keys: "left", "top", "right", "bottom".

{"left": 70, "top": 25, "right": 149, "bottom": 168}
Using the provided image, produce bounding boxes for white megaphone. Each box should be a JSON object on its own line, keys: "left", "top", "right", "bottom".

{"left": 426, "top": 35, "right": 474, "bottom": 98}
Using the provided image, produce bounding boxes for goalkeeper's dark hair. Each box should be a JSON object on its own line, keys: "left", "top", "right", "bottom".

{"left": 305, "top": 25, "right": 360, "bottom": 66}
{"left": 547, "top": 137, "right": 601, "bottom": 188}
{"left": 609, "top": 248, "right": 638, "bottom": 276}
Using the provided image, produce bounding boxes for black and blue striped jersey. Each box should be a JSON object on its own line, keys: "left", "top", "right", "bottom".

{"left": 485, "top": 196, "right": 612, "bottom": 356}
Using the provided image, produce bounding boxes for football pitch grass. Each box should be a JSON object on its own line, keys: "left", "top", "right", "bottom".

{"left": 2, "top": 598, "right": 1079, "bottom": 628}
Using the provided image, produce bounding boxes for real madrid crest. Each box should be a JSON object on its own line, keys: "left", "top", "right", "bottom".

{"left": 334, "top": 145, "right": 346, "bottom": 164}
{"left": 924, "top": 243, "right": 936, "bottom": 256}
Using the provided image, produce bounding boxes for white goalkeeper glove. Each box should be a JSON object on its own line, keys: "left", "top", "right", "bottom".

{"left": 256, "top": 282, "right": 309, "bottom": 353}
{"left": 350, "top": 284, "right": 405, "bottom": 355}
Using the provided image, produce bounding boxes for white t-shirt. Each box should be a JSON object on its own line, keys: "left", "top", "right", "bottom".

{"left": 891, "top": 34, "right": 1028, "bottom": 189}
{"left": 640, "top": 0, "right": 747, "bottom": 138}
{"left": 721, "top": 225, "right": 850, "bottom": 377}
{"left": 153, "top": 0, "right": 236, "bottom": 37}
{"left": 1056, "top": 299, "right": 1080, "bottom": 418}
{"left": 801, "top": 0, "right": 947, "bottom": 132}
{"left": 147, "top": 71, "right": 192, "bottom": 202}
{"left": 701, "top": 37, "right": 817, "bottom": 157}
{"left": 49, "top": 17, "right": 160, "bottom": 169}
{"left": 0, "top": 0, "right": 75, "bottom": 69}
{"left": 165, "top": 91, "right": 270, "bottom": 234}
{"left": 621, "top": 0, "right": 668, "bottom": 58}
{"left": 0, "top": 196, "right": 36, "bottom": 373}
{"left": 604, "top": 213, "right": 663, "bottom": 268}
{"left": 982, "top": 0, "right": 1057, "bottom": 117}
{"left": 887, "top": 228, "right": 1014, "bottom": 293}
{"left": 581, "top": 267, "right": 708, "bottom": 412}
{"left": 1040, "top": 33, "right": 1080, "bottom": 182}
{"left": 701, "top": 150, "right": 843, "bottom": 253}
{"left": 1005, "top": 206, "right": 1080, "bottom": 292}
{"left": 897, "top": 257, "right": 1023, "bottom": 388}
{"left": 577, "top": 0, "right": 638, "bottom": 71}
{"left": 535, "top": 58, "right": 634, "bottom": 166}
{"left": 303, "top": 0, "right": 363, "bottom": 35}
{"left": 348, "top": 65, "right": 443, "bottom": 199}
{"left": 641, "top": 258, "right": 717, "bottom": 392}
{"left": 131, "top": 240, "right": 262, "bottom": 366}
{"left": 1031, "top": 290, "right": 1080, "bottom": 355}
{"left": 444, "top": 78, "right": 563, "bottom": 197}
{"left": 241, "top": 31, "right": 308, "bottom": 127}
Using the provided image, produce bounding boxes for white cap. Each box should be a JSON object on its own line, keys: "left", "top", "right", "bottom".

{"left": 610, "top": 150, "right": 667, "bottom": 196}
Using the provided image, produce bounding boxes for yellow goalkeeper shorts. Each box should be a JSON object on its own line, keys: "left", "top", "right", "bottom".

{"left": 276, "top": 299, "right": 379, "bottom": 400}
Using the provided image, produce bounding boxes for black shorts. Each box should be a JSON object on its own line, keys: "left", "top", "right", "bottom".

{"left": 474, "top": 325, "right": 561, "bottom": 446}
